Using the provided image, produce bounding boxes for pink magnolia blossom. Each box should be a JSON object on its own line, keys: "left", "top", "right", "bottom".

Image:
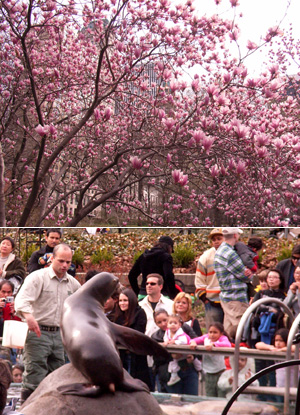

{"left": 35, "top": 124, "right": 48, "bottom": 136}
{"left": 273, "top": 138, "right": 284, "bottom": 155}
{"left": 291, "top": 179, "right": 300, "bottom": 189}
{"left": 163, "top": 118, "right": 176, "bottom": 131}
{"left": 158, "top": 109, "right": 165, "bottom": 120}
{"left": 117, "top": 41, "right": 124, "bottom": 52}
{"left": 234, "top": 123, "right": 249, "bottom": 139}
{"left": 264, "top": 26, "right": 283, "bottom": 42}
{"left": 192, "top": 130, "right": 206, "bottom": 143}
{"left": 236, "top": 160, "right": 246, "bottom": 174}
{"left": 202, "top": 136, "right": 214, "bottom": 152}
{"left": 228, "top": 159, "right": 236, "bottom": 171}
{"left": 191, "top": 78, "right": 200, "bottom": 92}
{"left": 257, "top": 147, "right": 268, "bottom": 158}
{"left": 246, "top": 40, "right": 257, "bottom": 50}
{"left": 206, "top": 84, "right": 218, "bottom": 96}
{"left": 134, "top": 48, "right": 142, "bottom": 59}
{"left": 229, "top": 29, "right": 239, "bottom": 41}
{"left": 223, "top": 73, "right": 231, "bottom": 83}
{"left": 104, "top": 107, "right": 112, "bottom": 121}
{"left": 255, "top": 133, "right": 269, "bottom": 147}
{"left": 49, "top": 125, "right": 57, "bottom": 135}
{"left": 170, "top": 79, "right": 179, "bottom": 92}
{"left": 172, "top": 170, "right": 188, "bottom": 186}
{"left": 210, "top": 165, "right": 220, "bottom": 178}
{"left": 130, "top": 156, "right": 143, "bottom": 170}
{"left": 94, "top": 109, "right": 100, "bottom": 120}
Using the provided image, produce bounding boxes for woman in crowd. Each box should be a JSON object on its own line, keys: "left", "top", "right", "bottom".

{"left": 160, "top": 292, "right": 202, "bottom": 395}
{"left": 173, "top": 292, "right": 202, "bottom": 336}
{"left": 0, "top": 280, "right": 21, "bottom": 338}
{"left": 284, "top": 264, "right": 300, "bottom": 315}
{"left": 0, "top": 237, "right": 25, "bottom": 295}
{"left": 250, "top": 268, "right": 287, "bottom": 401}
{"left": 252, "top": 269, "right": 286, "bottom": 344}
{"left": 113, "top": 288, "right": 151, "bottom": 388}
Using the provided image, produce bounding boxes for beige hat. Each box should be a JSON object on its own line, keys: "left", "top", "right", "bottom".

{"left": 208, "top": 228, "right": 224, "bottom": 239}
{"left": 222, "top": 227, "right": 243, "bottom": 235}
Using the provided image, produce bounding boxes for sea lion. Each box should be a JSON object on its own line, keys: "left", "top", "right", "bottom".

{"left": 58, "top": 272, "right": 169, "bottom": 396}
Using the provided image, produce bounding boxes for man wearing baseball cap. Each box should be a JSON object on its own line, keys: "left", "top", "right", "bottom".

{"left": 213, "top": 227, "right": 252, "bottom": 339}
{"left": 195, "top": 228, "right": 224, "bottom": 329}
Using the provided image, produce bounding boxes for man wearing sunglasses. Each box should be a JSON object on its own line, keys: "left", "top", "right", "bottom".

{"left": 139, "top": 273, "right": 173, "bottom": 391}
{"left": 139, "top": 273, "right": 173, "bottom": 337}
{"left": 276, "top": 244, "right": 300, "bottom": 291}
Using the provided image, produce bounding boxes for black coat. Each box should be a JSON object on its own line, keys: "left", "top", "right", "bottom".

{"left": 28, "top": 245, "right": 76, "bottom": 276}
{"left": 128, "top": 247, "right": 178, "bottom": 299}
{"left": 276, "top": 258, "right": 295, "bottom": 291}
{"left": 115, "top": 306, "right": 152, "bottom": 389}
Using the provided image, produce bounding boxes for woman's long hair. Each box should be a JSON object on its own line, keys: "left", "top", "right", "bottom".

{"left": 172, "top": 292, "right": 193, "bottom": 322}
{"left": 114, "top": 288, "right": 138, "bottom": 327}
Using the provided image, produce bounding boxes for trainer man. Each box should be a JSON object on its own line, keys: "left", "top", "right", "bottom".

{"left": 15, "top": 243, "right": 81, "bottom": 403}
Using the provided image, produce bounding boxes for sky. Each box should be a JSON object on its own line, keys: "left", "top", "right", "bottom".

{"left": 193, "top": 0, "right": 300, "bottom": 75}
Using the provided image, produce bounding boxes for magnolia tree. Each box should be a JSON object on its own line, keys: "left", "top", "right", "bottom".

{"left": 0, "top": 0, "right": 299, "bottom": 227}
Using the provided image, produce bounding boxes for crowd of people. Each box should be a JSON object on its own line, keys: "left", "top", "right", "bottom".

{"left": 0, "top": 227, "right": 299, "bottom": 412}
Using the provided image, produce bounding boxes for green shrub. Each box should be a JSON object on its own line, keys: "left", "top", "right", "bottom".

{"left": 72, "top": 249, "right": 85, "bottom": 267}
{"left": 172, "top": 243, "right": 196, "bottom": 268}
{"left": 90, "top": 247, "right": 114, "bottom": 264}
{"left": 277, "top": 246, "right": 293, "bottom": 262}
{"left": 132, "top": 250, "right": 143, "bottom": 264}
{"left": 22, "top": 243, "right": 39, "bottom": 263}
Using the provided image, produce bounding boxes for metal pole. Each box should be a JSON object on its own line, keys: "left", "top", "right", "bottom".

{"left": 234, "top": 298, "right": 294, "bottom": 394}
{"left": 284, "top": 313, "right": 300, "bottom": 415}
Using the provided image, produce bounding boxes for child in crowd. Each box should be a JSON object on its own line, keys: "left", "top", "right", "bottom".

{"left": 12, "top": 363, "right": 24, "bottom": 383}
{"left": 152, "top": 310, "right": 201, "bottom": 392}
{"left": 0, "top": 358, "right": 12, "bottom": 415}
{"left": 190, "top": 322, "right": 231, "bottom": 397}
{"left": 255, "top": 327, "right": 296, "bottom": 402}
{"left": 217, "top": 350, "right": 259, "bottom": 400}
{"left": 235, "top": 237, "right": 263, "bottom": 274}
{"left": 235, "top": 237, "right": 264, "bottom": 301}
{"left": 151, "top": 310, "right": 172, "bottom": 392}
{"left": 254, "top": 271, "right": 269, "bottom": 293}
{"left": 163, "top": 314, "right": 190, "bottom": 386}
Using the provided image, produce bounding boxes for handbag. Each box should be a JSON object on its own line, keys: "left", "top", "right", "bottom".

{"left": 2, "top": 320, "right": 28, "bottom": 349}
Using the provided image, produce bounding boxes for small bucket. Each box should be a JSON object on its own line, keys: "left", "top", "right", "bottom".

{"left": 2, "top": 320, "right": 28, "bottom": 349}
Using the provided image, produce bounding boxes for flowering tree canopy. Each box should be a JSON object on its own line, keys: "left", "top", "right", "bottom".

{"left": 0, "top": 0, "right": 299, "bottom": 226}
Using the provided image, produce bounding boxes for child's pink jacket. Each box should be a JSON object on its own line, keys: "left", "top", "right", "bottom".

{"left": 193, "top": 333, "right": 231, "bottom": 347}
{"left": 164, "top": 327, "right": 190, "bottom": 345}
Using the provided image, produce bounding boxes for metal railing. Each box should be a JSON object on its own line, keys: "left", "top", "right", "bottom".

{"left": 234, "top": 297, "right": 297, "bottom": 415}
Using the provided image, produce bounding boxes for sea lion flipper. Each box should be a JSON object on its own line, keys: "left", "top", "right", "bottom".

{"left": 58, "top": 383, "right": 101, "bottom": 397}
{"left": 121, "top": 370, "right": 150, "bottom": 393}
{"left": 111, "top": 323, "right": 169, "bottom": 358}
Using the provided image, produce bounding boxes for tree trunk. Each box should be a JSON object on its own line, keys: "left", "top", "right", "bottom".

{"left": 0, "top": 144, "right": 6, "bottom": 226}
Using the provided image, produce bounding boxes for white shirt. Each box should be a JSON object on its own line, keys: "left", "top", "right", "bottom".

{"left": 139, "top": 294, "right": 173, "bottom": 337}
{"left": 15, "top": 265, "right": 81, "bottom": 327}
